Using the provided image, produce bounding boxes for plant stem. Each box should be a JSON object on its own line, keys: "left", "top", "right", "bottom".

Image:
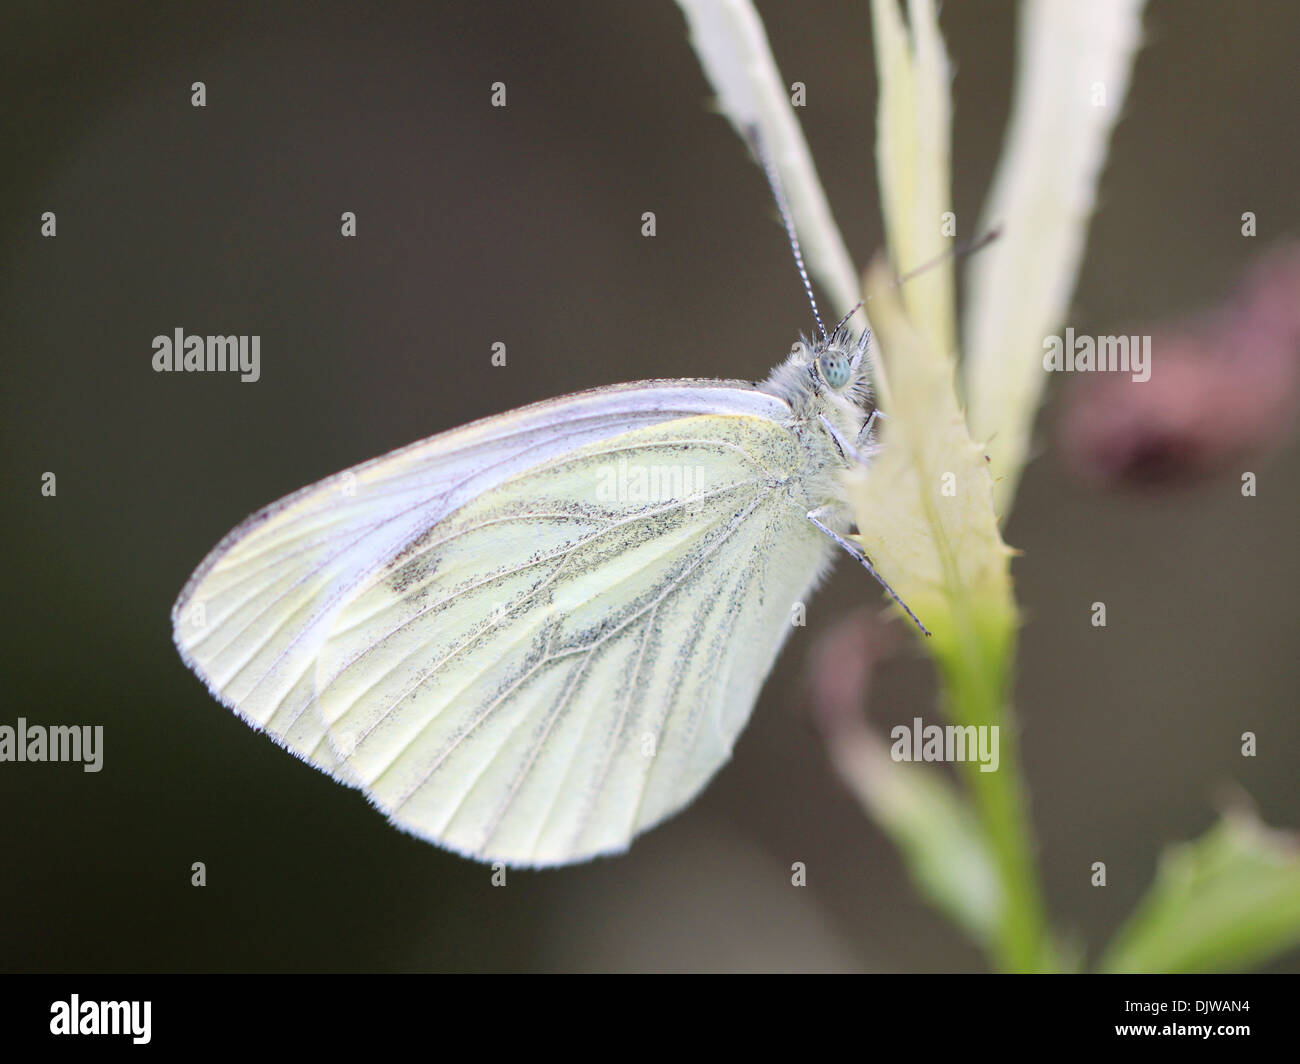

{"left": 937, "top": 616, "right": 1054, "bottom": 972}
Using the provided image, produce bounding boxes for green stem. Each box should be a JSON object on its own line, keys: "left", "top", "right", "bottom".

{"left": 936, "top": 615, "right": 1054, "bottom": 973}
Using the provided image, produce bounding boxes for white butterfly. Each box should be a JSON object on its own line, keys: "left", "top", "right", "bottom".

{"left": 172, "top": 319, "right": 925, "bottom": 867}
{"left": 173, "top": 122, "right": 930, "bottom": 866}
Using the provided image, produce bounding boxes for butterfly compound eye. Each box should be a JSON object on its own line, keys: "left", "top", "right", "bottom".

{"left": 818, "top": 351, "right": 851, "bottom": 390}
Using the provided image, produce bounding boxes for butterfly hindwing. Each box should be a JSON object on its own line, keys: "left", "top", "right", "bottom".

{"left": 315, "top": 413, "right": 831, "bottom": 865}
{"left": 172, "top": 381, "right": 832, "bottom": 863}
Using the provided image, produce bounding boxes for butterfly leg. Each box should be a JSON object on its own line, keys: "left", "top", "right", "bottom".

{"left": 818, "top": 414, "right": 865, "bottom": 466}
{"left": 857, "top": 408, "right": 888, "bottom": 447}
{"left": 806, "top": 507, "right": 931, "bottom": 636}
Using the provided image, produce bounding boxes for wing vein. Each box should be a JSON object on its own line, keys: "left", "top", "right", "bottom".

{"left": 374, "top": 494, "right": 752, "bottom": 800}
{"left": 334, "top": 479, "right": 765, "bottom": 751}
{"left": 454, "top": 488, "right": 775, "bottom": 852}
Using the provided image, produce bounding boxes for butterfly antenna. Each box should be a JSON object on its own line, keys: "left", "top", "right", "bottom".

{"left": 831, "top": 300, "right": 864, "bottom": 338}
{"left": 745, "top": 125, "right": 827, "bottom": 342}
{"left": 895, "top": 226, "right": 1003, "bottom": 286}
{"left": 838, "top": 227, "right": 1003, "bottom": 331}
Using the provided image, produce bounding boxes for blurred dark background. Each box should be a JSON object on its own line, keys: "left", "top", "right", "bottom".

{"left": 1, "top": 0, "right": 1296, "bottom": 972}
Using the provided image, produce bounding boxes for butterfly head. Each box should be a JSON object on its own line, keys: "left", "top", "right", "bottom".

{"left": 761, "top": 324, "right": 875, "bottom": 443}
{"left": 787, "top": 325, "right": 872, "bottom": 399}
